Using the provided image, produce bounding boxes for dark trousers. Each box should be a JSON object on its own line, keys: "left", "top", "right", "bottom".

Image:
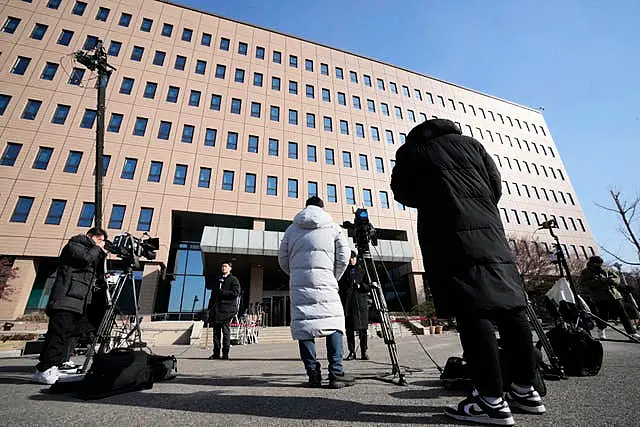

{"left": 346, "top": 327, "right": 368, "bottom": 354}
{"left": 36, "top": 310, "right": 81, "bottom": 372}
{"left": 456, "top": 307, "right": 536, "bottom": 397}
{"left": 213, "top": 321, "right": 231, "bottom": 355}
{"left": 589, "top": 298, "right": 635, "bottom": 334}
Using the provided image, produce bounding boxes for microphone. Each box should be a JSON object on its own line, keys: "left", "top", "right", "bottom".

{"left": 538, "top": 219, "right": 558, "bottom": 230}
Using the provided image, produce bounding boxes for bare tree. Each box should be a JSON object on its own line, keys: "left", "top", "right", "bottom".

{"left": 511, "top": 237, "right": 553, "bottom": 279}
{"left": 596, "top": 189, "right": 640, "bottom": 266}
{"left": 0, "top": 257, "right": 18, "bottom": 301}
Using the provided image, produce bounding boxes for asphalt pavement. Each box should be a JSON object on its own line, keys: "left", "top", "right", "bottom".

{"left": 0, "top": 330, "right": 638, "bottom": 426}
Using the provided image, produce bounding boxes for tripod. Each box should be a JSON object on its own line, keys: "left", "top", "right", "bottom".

{"left": 543, "top": 221, "right": 640, "bottom": 344}
{"left": 80, "top": 264, "right": 146, "bottom": 373}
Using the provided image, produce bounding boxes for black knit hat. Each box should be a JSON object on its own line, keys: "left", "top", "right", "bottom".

{"left": 305, "top": 196, "right": 324, "bottom": 208}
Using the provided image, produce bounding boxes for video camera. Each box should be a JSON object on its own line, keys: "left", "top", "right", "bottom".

{"left": 104, "top": 232, "right": 159, "bottom": 267}
{"left": 342, "top": 208, "right": 378, "bottom": 255}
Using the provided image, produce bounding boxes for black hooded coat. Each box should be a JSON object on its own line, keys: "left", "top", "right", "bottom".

{"left": 390, "top": 119, "right": 526, "bottom": 318}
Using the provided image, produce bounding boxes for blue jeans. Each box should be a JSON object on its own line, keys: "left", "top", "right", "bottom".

{"left": 298, "top": 331, "right": 344, "bottom": 375}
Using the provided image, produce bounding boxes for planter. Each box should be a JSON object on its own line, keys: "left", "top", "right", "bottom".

{"left": 434, "top": 325, "right": 443, "bottom": 334}
{"left": 429, "top": 325, "right": 435, "bottom": 334}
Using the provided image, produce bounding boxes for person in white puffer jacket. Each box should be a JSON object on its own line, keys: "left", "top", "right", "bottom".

{"left": 278, "top": 196, "right": 354, "bottom": 388}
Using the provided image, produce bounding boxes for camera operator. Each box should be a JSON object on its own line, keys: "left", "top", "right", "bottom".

{"left": 391, "top": 119, "right": 544, "bottom": 425}
{"left": 338, "top": 251, "right": 371, "bottom": 361}
{"left": 32, "top": 227, "right": 107, "bottom": 385}
{"left": 578, "top": 256, "right": 640, "bottom": 340}
{"left": 206, "top": 261, "right": 241, "bottom": 360}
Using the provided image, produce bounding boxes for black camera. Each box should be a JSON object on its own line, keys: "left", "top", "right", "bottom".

{"left": 342, "top": 208, "right": 378, "bottom": 255}
{"left": 104, "top": 232, "right": 159, "bottom": 266}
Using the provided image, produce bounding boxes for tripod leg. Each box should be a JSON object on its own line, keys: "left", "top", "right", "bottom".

{"left": 588, "top": 312, "right": 640, "bottom": 343}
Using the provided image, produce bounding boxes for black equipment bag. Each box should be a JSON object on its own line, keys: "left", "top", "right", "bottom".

{"left": 81, "top": 348, "right": 154, "bottom": 399}
{"left": 543, "top": 325, "right": 603, "bottom": 376}
{"left": 149, "top": 354, "right": 178, "bottom": 382}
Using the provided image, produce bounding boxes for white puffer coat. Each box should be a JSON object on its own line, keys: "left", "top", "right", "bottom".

{"left": 278, "top": 206, "right": 351, "bottom": 340}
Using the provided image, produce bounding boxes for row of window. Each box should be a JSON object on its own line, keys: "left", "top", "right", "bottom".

{"left": 502, "top": 181, "right": 573, "bottom": 205}
{"left": 495, "top": 155, "right": 565, "bottom": 182}
{"left": 2, "top": 7, "right": 546, "bottom": 138}
{"left": 508, "top": 238, "right": 595, "bottom": 261}
{"left": 500, "top": 208, "right": 586, "bottom": 234}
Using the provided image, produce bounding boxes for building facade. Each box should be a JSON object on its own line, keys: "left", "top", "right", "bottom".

{"left": 0, "top": 0, "right": 597, "bottom": 321}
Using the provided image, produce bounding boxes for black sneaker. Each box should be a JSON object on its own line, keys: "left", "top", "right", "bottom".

{"left": 505, "top": 386, "right": 546, "bottom": 414}
{"left": 306, "top": 362, "right": 322, "bottom": 388}
{"left": 345, "top": 352, "right": 356, "bottom": 361}
{"left": 208, "top": 354, "right": 220, "bottom": 360}
{"left": 328, "top": 372, "right": 355, "bottom": 389}
{"left": 444, "top": 392, "right": 515, "bottom": 426}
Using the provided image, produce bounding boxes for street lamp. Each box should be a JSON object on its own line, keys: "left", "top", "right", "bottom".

{"left": 192, "top": 295, "right": 200, "bottom": 313}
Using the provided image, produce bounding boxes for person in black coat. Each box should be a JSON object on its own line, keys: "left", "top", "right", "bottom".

{"left": 339, "top": 251, "right": 371, "bottom": 360}
{"left": 206, "top": 261, "right": 241, "bottom": 360}
{"left": 391, "top": 119, "right": 545, "bottom": 425}
{"left": 32, "top": 227, "right": 107, "bottom": 384}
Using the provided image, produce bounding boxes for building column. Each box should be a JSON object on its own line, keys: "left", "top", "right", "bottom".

{"left": 0, "top": 257, "right": 37, "bottom": 320}
{"left": 253, "top": 218, "right": 265, "bottom": 231}
{"left": 407, "top": 273, "right": 426, "bottom": 307}
{"left": 249, "top": 265, "right": 264, "bottom": 304}
{"left": 138, "top": 263, "right": 162, "bottom": 315}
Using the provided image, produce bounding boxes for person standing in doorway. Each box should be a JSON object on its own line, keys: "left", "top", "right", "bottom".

{"left": 207, "top": 261, "right": 241, "bottom": 360}
{"left": 339, "top": 251, "right": 371, "bottom": 361}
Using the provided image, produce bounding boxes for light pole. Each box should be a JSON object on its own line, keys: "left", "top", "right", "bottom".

{"left": 192, "top": 295, "right": 200, "bottom": 313}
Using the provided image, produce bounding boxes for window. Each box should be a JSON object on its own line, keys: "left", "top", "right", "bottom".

{"left": 267, "top": 176, "right": 278, "bottom": 195}
{"left": 201, "top": 32, "right": 212, "bottom": 46}
{"left": 376, "top": 78, "right": 385, "bottom": 90}
{"left": 136, "top": 208, "right": 154, "bottom": 232}
{"left": 394, "top": 106, "right": 403, "bottom": 119}
{"left": 345, "top": 187, "right": 356, "bottom": 205}
{"left": 174, "top": 164, "right": 187, "bottom": 185}
{"left": 130, "top": 46, "right": 144, "bottom": 62}
{"left": 270, "top": 106, "right": 280, "bottom": 122}
{"left": 272, "top": 77, "right": 281, "bottom": 91}
{"left": 289, "top": 109, "right": 298, "bottom": 125}
{"left": 31, "top": 23, "right": 48, "bottom": 40}
{"left": 248, "top": 135, "right": 259, "bottom": 153}
{"left": 385, "top": 130, "right": 394, "bottom": 145}
{"left": 50, "top": 104, "right": 70, "bottom": 125}
{"left": 59, "top": 150, "right": 81, "bottom": 174}
{"left": 11, "top": 57, "right": 31, "bottom": 75}
{"left": 335, "top": 67, "right": 343, "bottom": 79}
{"left": 288, "top": 179, "right": 298, "bottom": 198}
{"left": 305, "top": 59, "right": 313, "bottom": 72}
{"left": 1, "top": 143, "right": 22, "bottom": 166}
{"left": 390, "top": 82, "right": 398, "bottom": 94}
{"left": 95, "top": 155, "right": 111, "bottom": 176}
{"left": 342, "top": 151, "right": 352, "bottom": 168}
{"left": 75, "top": 109, "right": 96, "bottom": 130}
{"left": 68, "top": 67, "right": 85, "bottom": 85}
{"left": 408, "top": 110, "right": 416, "bottom": 122}
{"left": 220, "top": 38, "right": 230, "bottom": 50}
{"left": 323, "top": 116, "right": 333, "bottom": 132}
{"left": 306, "top": 85, "right": 315, "bottom": 99}
{"left": 253, "top": 72, "right": 263, "bottom": 87}
{"left": 320, "top": 63, "right": 329, "bottom": 75}
{"left": 204, "top": 128, "right": 217, "bottom": 147}
{"left": 10, "top": 197, "right": 35, "bottom": 223}
{"left": 399, "top": 133, "right": 406, "bottom": 144}
{"left": 108, "top": 205, "right": 126, "bottom": 229}
{"left": 306, "top": 113, "right": 316, "bottom": 129}
{"left": 380, "top": 191, "right": 390, "bottom": 209}
{"left": 118, "top": 12, "right": 131, "bottom": 27}
{"left": 340, "top": 120, "right": 349, "bottom": 135}
{"left": 166, "top": 86, "right": 180, "bottom": 103}
{"left": 119, "top": 77, "right": 134, "bottom": 95}
{"left": 367, "top": 99, "right": 376, "bottom": 113}
{"left": 57, "top": 29, "right": 74, "bottom": 46}
{"left": 320, "top": 148, "right": 333, "bottom": 166}
{"left": 250, "top": 102, "right": 261, "bottom": 118}
{"left": 244, "top": 173, "right": 256, "bottom": 193}
{"left": 33, "top": 147, "right": 53, "bottom": 170}
{"left": 402, "top": 85, "right": 410, "bottom": 97}
{"left": 350, "top": 71, "right": 358, "bottom": 83}
{"left": 2, "top": 17, "right": 21, "bottom": 34}
{"left": 96, "top": 7, "right": 110, "bottom": 22}
{"left": 175, "top": 55, "right": 186, "bottom": 70}
{"left": 327, "top": 184, "right": 337, "bottom": 202}
{"left": 355, "top": 123, "right": 364, "bottom": 138}
{"left": 108, "top": 41, "right": 122, "bottom": 57}
{"left": 121, "top": 158, "right": 138, "bottom": 179}
{"left": 148, "top": 161, "right": 163, "bottom": 182}
{"left": 289, "top": 55, "right": 297, "bottom": 68}
{"left": 308, "top": 181, "right": 318, "bottom": 197}
{"left": 0, "top": 94, "right": 10, "bottom": 116}
{"left": 381, "top": 103, "right": 389, "bottom": 116}
{"left": 288, "top": 142, "right": 298, "bottom": 159}
{"left": 371, "top": 127, "right": 380, "bottom": 141}
{"left": 159, "top": 23, "right": 174, "bottom": 37}
{"left": 182, "top": 28, "right": 193, "bottom": 42}
{"left": 215, "top": 64, "right": 226, "bottom": 79}
{"left": 337, "top": 92, "right": 346, "bottom": 105}
{"left": 76, "top": 202, "right": 95, "bottom": 227}
{"left": 307, "top": 145, "right": 317, "bottom": 162}
{"left": 22, "top": 99, "right": 42, "bottom": 120}
{"left": 210, "top": 94, "right": 222, "bottom": 111}
{"left": 273, "top": 50, "right": 281, "bottom": 63}
{"left": 352, "top": 96, "right": 361, "bottom": 109}
{"left": 256, "top": 46, "right": 265, "bottom": 59}
{"left": 238, "top": 42, "right": 248, "bottom": 55}
{"left": 234, "top": 68, "right": 245, "bottom": 83}
{"left": 230, "top": 98, "right": 242, "bottom": 114}
{"left": 363, "top": 75, "right": 372, "bottom": 86}
{"left": 143, "top": 82, "right": 157, "bottom": 99}
{"left": 359, "top": 154, "right": 368, "bottom": 170}
{"left": 226, "top": 132, "right": 238, "bottom": 150}
{"left": 375, "top": 157, "right": 384, "bottom": 173}
{"left": 181, "top": 125, "right": 195, "bottom": 143}
{"left": 195, "top": 60, "right": 207, "bottom": 75}
{"left": 322, "top": 88, "right": 331, "bottom": 102}
{"left": 268, "top": 138, "right": 279, "bottom": 156}
{"left": 189, "top": 90, "right": 201, "bottom": 107}
{"left": 44, "top": 200, "right": 67, "bottom": 225}
{"left": 289, "top": 81, "right": 298, "bottom": 95}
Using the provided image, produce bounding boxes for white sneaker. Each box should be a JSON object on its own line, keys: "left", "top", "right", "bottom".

{"left": 630, "top": 333, "right": 640, "bottom": 341}
{"left": 58, "top": 361, "right": 79, "bottom": 373}
{"left": 31, "top": 366, "right": 61, "bottom": 385}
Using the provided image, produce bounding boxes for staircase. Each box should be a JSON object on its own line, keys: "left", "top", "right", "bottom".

{"left": 199, "top": 326, "right": 293, "bottom": 347}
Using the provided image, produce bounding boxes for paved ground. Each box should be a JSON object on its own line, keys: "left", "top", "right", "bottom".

{"left": 0, "top": 331, "right": 638, "bottom": 426}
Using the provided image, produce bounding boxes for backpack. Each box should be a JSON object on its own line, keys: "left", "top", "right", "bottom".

{"left": 544, "top": 325, "right": 603, "bottom": 376}
{"left": 81, "top": 348, "right": 154, "bottom": 399}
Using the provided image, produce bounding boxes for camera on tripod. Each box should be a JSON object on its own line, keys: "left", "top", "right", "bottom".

{"left": 342, "top": 208, "right": 378, "bottom": 254}
{"left": 104, "top": 232, "right": 159, "bottom": 267}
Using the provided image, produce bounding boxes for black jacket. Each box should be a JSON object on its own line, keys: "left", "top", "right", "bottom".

{"left": 390, "top": 119, "right": 526, "bottom": 317}
{"left": 207, "top": 274, "right": 241, "bottom": 323}
{"left": 47, "top": 234, "right": 105, "bottom": 315}
{"left": 338, "top": 263, "right": 370, "bottom": 330}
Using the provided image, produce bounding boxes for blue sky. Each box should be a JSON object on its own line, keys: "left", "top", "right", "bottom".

{"left": 179, "top": 0, "right": 640, "bottom": 266}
